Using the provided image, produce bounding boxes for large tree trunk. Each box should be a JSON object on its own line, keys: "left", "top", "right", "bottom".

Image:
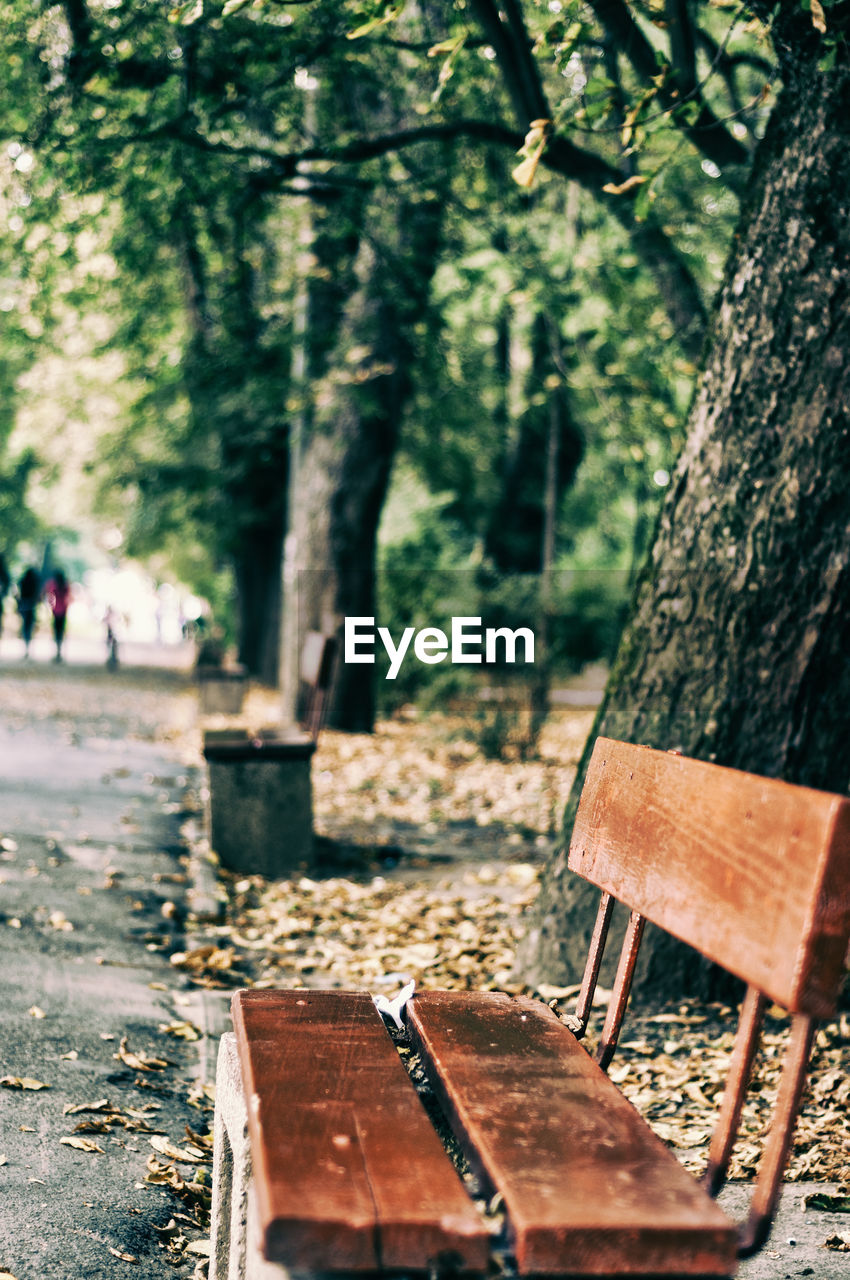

{"left": 518, "top": 50, "right": 850, "bottom": 1002}
{"left": 293, "top": 188, "right": 442, "bottom": 731}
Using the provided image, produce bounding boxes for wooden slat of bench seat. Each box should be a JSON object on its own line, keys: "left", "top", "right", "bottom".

{"left": 570, "top": 738, "right": 850, "bottom": 1017}
{"left": 232, "top": 989, "right": 489, "bottom": 1273}
{"left": 408, "top": 990, "right": 738, "bottom": 1278}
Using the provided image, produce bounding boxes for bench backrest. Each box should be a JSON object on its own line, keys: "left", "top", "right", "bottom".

{"left": 567, "top": 736, "right": 850, "bottom": 1255}
{"left": 296, "top": 631, "right": 337, "bottom": 741}
{"left": 569, "top": 737, "right": 850, "bottom": 1017}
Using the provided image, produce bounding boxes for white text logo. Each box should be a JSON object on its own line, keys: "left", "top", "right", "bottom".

{"left": 344, "top": 616, "right": 535, "bottom": 679}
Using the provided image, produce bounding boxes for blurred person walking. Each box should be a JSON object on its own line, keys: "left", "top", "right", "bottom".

{"left": 104, "top": 606, "right": 120, "bottom": 670}
{"left": 44, "top": 568, "right": 71, "bottom": 662}
{"left": 16, "top": 566, "right": 40, "bottom": 658}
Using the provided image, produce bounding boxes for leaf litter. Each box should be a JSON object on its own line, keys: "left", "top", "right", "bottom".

{"left": 177, "top": 700, "right": 850, "bottom": 1192}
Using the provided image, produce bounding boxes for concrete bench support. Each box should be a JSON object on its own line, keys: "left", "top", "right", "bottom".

{"left": 211, "top": 1034, "right": 290, "bottom": 1280}
{"left": 203, "top": 731, "right": 316, "bottom": 877}
{"left": 198, "top": 665, "right": 248, "bottom": 716}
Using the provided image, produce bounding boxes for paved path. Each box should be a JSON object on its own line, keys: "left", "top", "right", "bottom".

{"left": 0, "top": 660, "right": 210, "bottom": 1279}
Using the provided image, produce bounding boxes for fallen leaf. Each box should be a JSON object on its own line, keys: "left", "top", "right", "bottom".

{"left": 150, "top": 1136, "right": 206, "bottom": 1164}
{"left": 824, "top": 1232, "right": 850, "bottom": 1251}
{"left": 169, "top": 944, "right": 240, "bottom": 977}
{"left": 73, "top": 1119, "right": 114, "bottom": 1135}
{"left": 187, "top": 1081, "right": 216, "bottom": 1108}
{"left": 114, "top": 1037, "right": 169, "bottom": 1071}
{"left": 184, "top": 1125, "right": 213, "bottom": 1151}
{"left": 28, "top": 1006, "right": 46, "bottom": 1019}
{"left": 60, "top": 1136, "right": 104, "bottom": 1153}
{"left": 1, "top": 1076, "right": 50, "bottom": 1091}
{"left": 159, "top": 1020, "right": 201, "bottom": 1041}
{"left": 63, "top": 1099, "right": 111, "bottom": 1116}
{"left": 0, "top": 1269, "right": 22, "bottom": 1280}
{"left": 806, "top": 1191, "right": 850, "bottom": 1213}
{"left": 145, "top": 1155, "right": 185, "bottom": 1190}
{"left": 108, "top": 1247, "right": 138, "bottom": 1262}
{"left": 683, "top": 1079, "right": 714, "bottom": 1108}
{"left": 185, "top": 1240, "right": 211, "bottom": 1256}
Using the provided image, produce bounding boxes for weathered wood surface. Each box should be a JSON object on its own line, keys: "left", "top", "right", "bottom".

{"left": 408, "top": 989, "right": 738, "bottom": 1277}
{"left": 232, "top": 989, "right": 488, "bottom": 1273}
{"left": 569, "top": 737, "right": 850, "bottom": 1016}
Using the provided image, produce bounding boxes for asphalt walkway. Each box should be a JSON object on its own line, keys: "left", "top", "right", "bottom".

{"left": 0, "top": 651, "right": 211, "bottom": 1279}
{"left": 0, "top": 649, "right": 846, "bottom": 1279}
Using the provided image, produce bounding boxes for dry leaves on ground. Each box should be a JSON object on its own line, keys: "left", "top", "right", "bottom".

{"left": 598, "top": 1010, "right": 850, "bottom": 1183}
{"left": 186, "top": 852, "right": 849, "bottom": 1185}
{"left": 220, "top": 863, "right": 539, "bottom": 992}
{"left": 236, "top": 692, "right": 595, "bottom": 843}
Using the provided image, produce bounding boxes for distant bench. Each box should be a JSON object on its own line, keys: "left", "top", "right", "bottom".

{"left": 210, "top": 736, "right": 850, "bottom": 1278}
{"left": 202, "top": 632, "right": 337, "bottom": 878}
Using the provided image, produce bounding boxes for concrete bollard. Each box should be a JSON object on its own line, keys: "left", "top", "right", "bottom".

{"left": 203, "top": 729, "right": 316, "bottom": 878}
{"left": 198, "top": 665, "right": 248, "bottom": 716}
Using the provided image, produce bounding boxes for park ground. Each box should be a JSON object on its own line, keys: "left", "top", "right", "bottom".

{"left": 0, "top": 635, "right": 848, "bottom": 1278}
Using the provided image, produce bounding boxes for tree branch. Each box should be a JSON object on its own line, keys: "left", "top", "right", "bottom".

{"left": 154, "top": 116, "right": 708, "bottom": 355}
{"left": 61, "top": 0, "right": 172, "bottom": 91}
{"left": 666, "top": 0, "right": 698, "bottom": 96}
{"left": 466, "top": 0, "right": 549, "bottom": 125}
{"left": 587, "top": 0, "right": 750, "bottom": 170}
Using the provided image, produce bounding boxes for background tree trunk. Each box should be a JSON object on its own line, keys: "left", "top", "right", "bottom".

{"left": 234, "top": 525, "right": 283, "bottom": 685}
{"left": 518, "top": 54, "right": 850, "bottom": 1002}
{"left": 292, "top": 188, "right": 444, "bottom": 731}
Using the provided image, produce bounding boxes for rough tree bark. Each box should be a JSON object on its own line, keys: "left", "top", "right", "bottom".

{"left": 517, "top": 40, "right": 850, "bottom": 1001}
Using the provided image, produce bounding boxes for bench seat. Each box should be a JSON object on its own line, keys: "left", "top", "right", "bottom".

{"left": 228, "top": 989, "right": 489, "bottom": 1275}
{"left": 409, "top": 989, "right": 737, "bottom": 1276}
{"left": 214, "top": 988, "right": 737, "bottom": 1279}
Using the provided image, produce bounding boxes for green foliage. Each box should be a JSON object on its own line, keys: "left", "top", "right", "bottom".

{"left": 0, "top": 0, "right": 799, "bottom": 695}
{"left": 0, "top": 448, "right": 42, "bottom": 552}
{"left": 375, "top": 482, "right": 630, "bottom": 718}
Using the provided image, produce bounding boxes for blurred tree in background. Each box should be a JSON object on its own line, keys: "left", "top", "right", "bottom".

{"left": 1, "top": 0, "right": 749, "bottom": 712}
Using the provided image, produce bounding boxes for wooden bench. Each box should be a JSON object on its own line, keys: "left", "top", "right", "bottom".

{"left": 210, "top": 736, "right": 850, "bottom": 1278}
